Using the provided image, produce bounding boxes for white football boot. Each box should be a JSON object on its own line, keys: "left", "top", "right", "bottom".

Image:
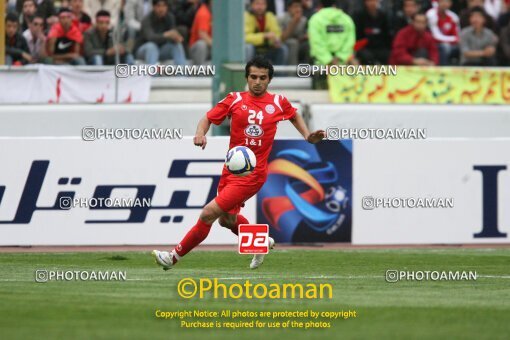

{"left": 249, "top": 237, "right": 275, "bottom": 269}
{"left": 151, "top": 250, "right": 174, "bottom": 271}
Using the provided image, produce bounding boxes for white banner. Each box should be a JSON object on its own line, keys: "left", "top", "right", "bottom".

{"left": 0, "top": 137, "right": 252, "bottom": 245}
{"left": 0, "top": 65, "right": 151, "bottom": 104}
{"left": 353, "top": 139, "right": 510, "bottom": 244}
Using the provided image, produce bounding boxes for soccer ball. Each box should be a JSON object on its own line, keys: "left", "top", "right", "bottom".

{"left": 225, "top": 146, "right": 257, "bottom": 177}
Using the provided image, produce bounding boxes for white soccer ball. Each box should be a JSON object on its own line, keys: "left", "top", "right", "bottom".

{"left": 225, "top": 146, "right": 257, "bottom": 177}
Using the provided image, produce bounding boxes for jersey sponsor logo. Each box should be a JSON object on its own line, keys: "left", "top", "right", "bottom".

{"left": 265, "top": 104, "right": 275, "bottom": 114}
{"left": 244, "top": 124, "right": 264, "bottom": 138}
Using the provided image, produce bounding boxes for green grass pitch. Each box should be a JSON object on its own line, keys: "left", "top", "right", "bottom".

{"left": 0, "top": 248, "right": 509, "bottom": 339}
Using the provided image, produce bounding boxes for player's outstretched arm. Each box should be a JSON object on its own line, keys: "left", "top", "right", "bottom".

{"left": 289, "top": 113, "right": 326, "bottom": 144}
{"left": 194, "top": 115, "right": 211, "bottom": 150}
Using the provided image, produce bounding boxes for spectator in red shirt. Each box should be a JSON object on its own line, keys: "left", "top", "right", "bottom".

{"left": 47, "top": 7, "right": 86, "bottom": 65}
{"left": 189, "top": 0, "right": 212, "bottom": 65}
{"left": 70, "top": 0, "right": 92, "bottom": 33}
{"left": 426, "top": 0, "right": 460, "bottom": 64}
{"left": 389, "top": 12, "right": 439, "bottom": 65}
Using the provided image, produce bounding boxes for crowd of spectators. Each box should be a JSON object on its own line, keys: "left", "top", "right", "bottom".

{"left": 3, "top": 0, "right": 510, "bottom": 66}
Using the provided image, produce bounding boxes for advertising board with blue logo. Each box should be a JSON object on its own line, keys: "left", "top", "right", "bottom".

{"left": 257, "top": 140, "right": 352, "bottom": 243}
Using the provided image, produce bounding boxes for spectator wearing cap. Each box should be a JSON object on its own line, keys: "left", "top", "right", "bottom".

{"left": 135, "top": 0, "right": 187, "bottom": 65}
{"left": 389, "top": 13, "right": 439, "bottom": 65}
{"left": 188, "top": 0, "right": 212, "bottom": 65}
{"left": 46, "top": 8, "right": 86, "bottom": 65}
{"left": 460, "top": 6, "right": 498, "bottom": 65}
{"left": 245, "top": 0, "right": 288, "bottom": 65}
{"left": 70, "top": 0, "right": 92, "bottom": 33}
{"left": 5, "top": 12, "right": 32, "bottom": 65}
{"left": 23, "top": 14, "right": 49, "bottom": 63}
{"left": 84, "top": 10, "right": 134, "bottom": 65}
{"left": 279, "top": 0, "right": 309, "bottom": 64}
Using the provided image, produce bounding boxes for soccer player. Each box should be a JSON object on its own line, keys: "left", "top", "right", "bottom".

{"left": 152, "top": 56, "right": 325, "bottom": 270}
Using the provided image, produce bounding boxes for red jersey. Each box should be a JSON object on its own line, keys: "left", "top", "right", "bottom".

{"left": 426, "top": 8, "right": 460, "bottom": 44}
{"left": 207, "top": 91, "right": 297, "bottom": 184}
{"left": 189, "top": 4, "right": 212, "bottom": 46}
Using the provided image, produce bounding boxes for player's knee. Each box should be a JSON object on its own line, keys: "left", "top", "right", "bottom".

{"left": 200, "top": 205, "right": 221, "bottom": 224}
{"left": 218, "top": 217, "right": 234, "bottom": 229}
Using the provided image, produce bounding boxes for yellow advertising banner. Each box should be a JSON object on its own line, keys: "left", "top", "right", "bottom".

{"left": 328, "top": 66, "right": 510, "bottom": 104}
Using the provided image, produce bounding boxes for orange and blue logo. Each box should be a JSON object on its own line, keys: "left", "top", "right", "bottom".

{"left": 257, "top": 141, "right": 352, "bottom": 242}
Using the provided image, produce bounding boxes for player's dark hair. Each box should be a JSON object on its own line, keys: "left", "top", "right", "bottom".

{"left": 6, "top": 12, "right": 19, "bottom": 23}
{"left": 27, "top": 14, "right": 44, "bottom": 23}
{"left": 287, "top": 0, "right": 302, "bottom": 7}
{"left": 58, "top": 7, "right": 72, "bottom": 15}
{"left": 411, "top": 12, "right": 426, "bottom": 21}
{"left": 469, "top": 6, "right": 485, "bottom": 18}
{"left": 245, "top": 56, "right": 274, "bottom": 80}
{"left": 152, "top": 0, "right": 168, "bottom": 6}
{"left": 320, "top": 0, "right": 336, "bottom": 7}
{"left": 96, "top": 9, "right": 111, "bottom": 18}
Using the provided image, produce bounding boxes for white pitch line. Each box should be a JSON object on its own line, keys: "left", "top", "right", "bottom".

{"left": 2, "top": 275, "right": 509, "bottom": 282}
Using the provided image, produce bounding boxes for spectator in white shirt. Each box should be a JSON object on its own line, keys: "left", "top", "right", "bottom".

{"left": 484, "top": 0, "right": 503, "bottom": 20}
{"left": 84, "top": 0, "right": 122, "bottom": 28}
{"left": 22, "top": 14, "right": 48, "bottom": 63}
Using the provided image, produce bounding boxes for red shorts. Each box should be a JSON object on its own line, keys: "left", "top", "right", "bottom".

{"left": 215, "top": 175, "right": 264, "bottom": 214}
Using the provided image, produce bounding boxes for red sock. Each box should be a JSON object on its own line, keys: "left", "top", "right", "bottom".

{"left": 173, "top": 218, "right": 212, "bottom": 261}
{"left": 230, "top": 214, "right": 249, "bottom": 236}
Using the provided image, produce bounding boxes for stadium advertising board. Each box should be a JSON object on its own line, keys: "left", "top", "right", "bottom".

{"left": 328, "top": 67, "right": 510, "bottom": 104}
{"left": 353, "top": 139, "right": 510, "bottom": 244}
{"left": 0, "top": 138, "right": 245, "bottom": 245}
